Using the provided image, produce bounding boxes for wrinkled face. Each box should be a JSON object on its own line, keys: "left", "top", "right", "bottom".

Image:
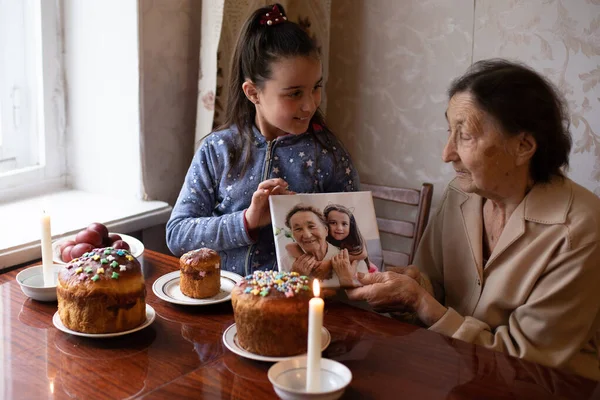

{"left": 255, "top": 56, "right": 322, "bottom": 140}
{"left": 290, "top": 211, "right": 328, "bottom": 256}
{"left": 327, "top": 210, "right": 350, "bottom": 241}
{"left": 443, "top": 92, "right": 521, "bottom": 197}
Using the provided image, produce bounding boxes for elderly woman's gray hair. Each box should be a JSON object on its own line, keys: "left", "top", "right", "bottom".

{"left": 285, "top": 204, "right": 327, "bottom": 229}
{"left": 448, "top": 59, "right": 572, "bottom": 183}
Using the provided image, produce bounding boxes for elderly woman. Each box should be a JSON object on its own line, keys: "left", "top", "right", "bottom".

{"left": 283, "top": 204, "right": 367, "bottom": 287}
{"left": 348, "top": 59, "right": 600, "bottom": 380}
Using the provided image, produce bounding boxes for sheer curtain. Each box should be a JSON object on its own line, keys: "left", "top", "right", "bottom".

{"left": 194, "top": 0, "right": 332, "bottom": 146}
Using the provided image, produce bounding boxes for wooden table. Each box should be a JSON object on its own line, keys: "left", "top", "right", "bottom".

{"left": 2, "top": 249, "right": 598, "bottom": 399}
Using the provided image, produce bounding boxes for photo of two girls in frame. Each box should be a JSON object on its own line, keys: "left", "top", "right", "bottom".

{"left": 270, "top": 192, "right": 382, "bottom": 288}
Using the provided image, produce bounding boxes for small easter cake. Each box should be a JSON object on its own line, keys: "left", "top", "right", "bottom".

{"left": 231, "top": 270, "right": 312, "bottom": 356}
{"left": 179, "top": 248, "right": 221, "bottom": 299}
{"left": 57, "top": 248, "right": 146, "bottom": 334}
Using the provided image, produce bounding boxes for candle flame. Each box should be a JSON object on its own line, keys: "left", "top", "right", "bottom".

{"left": 313, "top": 279, "right": 320, "bottom": 298}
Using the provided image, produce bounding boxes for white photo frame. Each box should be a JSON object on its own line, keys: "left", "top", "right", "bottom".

{"left": 269, "top": 192, "right": 382, "bottom": 288}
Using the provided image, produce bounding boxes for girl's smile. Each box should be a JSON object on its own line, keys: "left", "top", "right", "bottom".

{"left": 327, "top": 210, "right": 350, "bottom": 241}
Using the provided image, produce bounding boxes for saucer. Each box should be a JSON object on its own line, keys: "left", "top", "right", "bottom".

{"left": 16, "top": 264, "right": 62, "bottom": 302}
{"left": 152, "top": 270, "right": 242, "bottom": 305}
{"left": 268, "top": 356, "right": 352, "bottom": 400}
{"left": 53, "top": 304, "right": 155, "bottom": 338}
{"left": 222, "top": 323, "right": 331, "bottom": 362}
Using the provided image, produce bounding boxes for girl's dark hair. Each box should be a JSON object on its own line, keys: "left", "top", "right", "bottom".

{"left": 323, "top": 204, "right": 368, "bottom": 264}
{"left": 285, "top": 204, "right": 327, "bottom": 229}
{"left": 218, "top": 3, "right": 333, "bottom": 171}
{"left": 448, "top": 59, "right": 572, "bottom": 183}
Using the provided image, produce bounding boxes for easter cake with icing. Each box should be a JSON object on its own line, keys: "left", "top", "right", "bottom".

{"left": 179, "top": 248, "right": 221, "bottom": 299}
{"left": 57, "top": 247, "right": 146, "bottom": 334}
{"left": 231, "top": 270, "right": 312, "bottom": 356}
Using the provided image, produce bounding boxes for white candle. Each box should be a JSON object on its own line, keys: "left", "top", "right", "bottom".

{"left": 306, "top": 279, "right": 324, "bottom": 392}
{"left": 41, "top": 210, "right": 54, "bottom": 287}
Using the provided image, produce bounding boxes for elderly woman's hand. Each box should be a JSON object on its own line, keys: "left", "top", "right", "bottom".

{"left": 384, "top": 265, "right": 435, "bottom": 296}
{"left": 346, "top": 271, "right": 447, "bottom": 327}
{"left": 291, "top": 253, "right": 318, "bottom": 277}
{"left": 311, "top": 260, "right": 333, "bottom": 281}
{"left": 332, "top": 249, "right": 359, "bottom": 288}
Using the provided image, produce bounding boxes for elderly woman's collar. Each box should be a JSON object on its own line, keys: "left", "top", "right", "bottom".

{"left": 523, "top": 177, "right": 572, "bottom": 225}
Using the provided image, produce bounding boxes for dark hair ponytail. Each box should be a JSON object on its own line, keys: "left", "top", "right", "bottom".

{"left": 218, "top": 3, "right": 334, "bottom": 172}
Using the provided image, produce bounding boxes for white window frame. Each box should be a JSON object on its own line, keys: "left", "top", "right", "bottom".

{"left": 0, "top": 0, "right": 66, "bottom": 203}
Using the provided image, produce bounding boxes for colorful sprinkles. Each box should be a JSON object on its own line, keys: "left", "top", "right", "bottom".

{"left": 240, "top": 271, "right": 310, "bottom": 298}
{"left": 65, "top": 248, "right": 136, "bottom": 283}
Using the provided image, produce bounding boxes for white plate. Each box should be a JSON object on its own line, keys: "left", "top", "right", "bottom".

{"left": 52, "top": 232, "right": 145, "bottom": 264}
{"left": 223, "top": 323, "right": 331, "bottom": 363}
{"left": 152, "top": 270, "right": 242, "bottom": 305}
{"left": 52, "top": 304, "right": 156, "bottom": 338}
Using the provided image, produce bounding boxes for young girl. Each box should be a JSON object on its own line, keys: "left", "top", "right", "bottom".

{"left": 166, "top": 4, "right": 359, "bottom": 276}
{"left": 286, "top": 203, "right": 378, "bottom": 273}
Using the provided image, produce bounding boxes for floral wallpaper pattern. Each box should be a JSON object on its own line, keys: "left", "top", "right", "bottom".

{"left": 474, "top": 0, "right": 600, "bottom": 195}
{"left": 328, "top": 0, "right": 474, "bottom": 207}
{"left": 328, "top": 0, "right": 600, "bottom": 205}
{"left": 139, "top": 0, "right": 600, "bottom": 212}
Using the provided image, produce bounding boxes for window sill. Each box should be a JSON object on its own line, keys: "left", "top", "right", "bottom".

{"left": 0, "top": 190, "right": 172, "bottom": 270}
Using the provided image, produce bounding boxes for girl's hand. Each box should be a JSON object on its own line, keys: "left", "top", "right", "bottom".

{"left": 332, "top": 249, "right": 358, "bottom": 288}
{"left": 245, "top": 178, "right": 289, "bottom": 230}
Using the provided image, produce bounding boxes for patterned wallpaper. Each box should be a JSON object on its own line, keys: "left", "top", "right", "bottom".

{"left": 138, "top": 0, "right": 599, "bottom": 211}
{"left": 328, "top": 0, "right": 600, "bottom": 206}
{"left": 474, "top": 0, "right": 600, "bottom": 195}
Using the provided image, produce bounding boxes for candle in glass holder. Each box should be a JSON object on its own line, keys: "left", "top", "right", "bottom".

{"left": 306, "top": 279, "right": 324, "bottom": 392}
{"left": 41, "top": 210, "right": 54, "bottom": 287}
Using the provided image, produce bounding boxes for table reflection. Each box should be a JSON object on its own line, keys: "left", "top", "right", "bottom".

{"left": 53, "top": 329, "right": 155, "bottom": 399}
{"left": 181, "top": 323, "right": 225, "bottom": 365}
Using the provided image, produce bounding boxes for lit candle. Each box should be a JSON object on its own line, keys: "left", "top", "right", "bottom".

{"left": 306, "top": 279, "right": 324, "bottom": 392}
{"left": 41, "top": 210, "right": 54, "bottom": 287}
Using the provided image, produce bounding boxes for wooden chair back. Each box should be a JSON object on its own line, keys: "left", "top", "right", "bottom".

{"left": 362, "top": 182, "right": 433, "bottom": 267}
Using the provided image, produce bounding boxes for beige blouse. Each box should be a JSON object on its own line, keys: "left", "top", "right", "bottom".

{"left": 415, "top": 177, "right": 600, "bottom": 381}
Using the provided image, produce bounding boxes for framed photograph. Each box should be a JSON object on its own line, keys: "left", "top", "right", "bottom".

{"left": 269, "top": 192, "right": 382, "bottom": 288}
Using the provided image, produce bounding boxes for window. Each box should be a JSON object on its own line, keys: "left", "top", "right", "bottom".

{"left": 0, "top": 0, "right": 66, "bottom": 202}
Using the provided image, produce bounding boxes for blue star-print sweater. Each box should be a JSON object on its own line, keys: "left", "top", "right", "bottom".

{"left": 166, "top": 124, "right": 359, "bottom": 276}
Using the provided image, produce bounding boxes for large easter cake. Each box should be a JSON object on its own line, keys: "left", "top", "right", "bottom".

{"left": 231, "top": 270, "right": 313, "bottom": 356}
{"left": 57, "top": 247, "right": 146, "bottom": 334}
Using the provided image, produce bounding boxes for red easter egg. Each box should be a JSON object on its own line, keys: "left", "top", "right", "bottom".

{"left": 75, "top": 229, "right": 103, "bottom": 247}
{"left": 59, "top": 240, "right": 76, "bottom": 254}
{"left": 108, "top": 233, "right": 122, "bottom": 244}
{"left": 61, "top": 245, "right": 74, "bottom": 262}
{"left": 87, "top": 222, "right": 109, "bottom": 239}
{"left": 112, "top": 240, "right": 130, "bottom": 251}
{"left": 70, "top": 243, "right": 94, "bottom": 259}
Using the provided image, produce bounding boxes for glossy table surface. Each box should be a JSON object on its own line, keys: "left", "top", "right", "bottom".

{"left": 2, "top": 249, "right": 599, "bottom": 399}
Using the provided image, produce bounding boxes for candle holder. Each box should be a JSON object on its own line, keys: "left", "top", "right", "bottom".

{"left": 16, "top": 264, "right": 62, "bottom": 302}
{"left": 268, "top": 356, "right": 352, "bottom": 400}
